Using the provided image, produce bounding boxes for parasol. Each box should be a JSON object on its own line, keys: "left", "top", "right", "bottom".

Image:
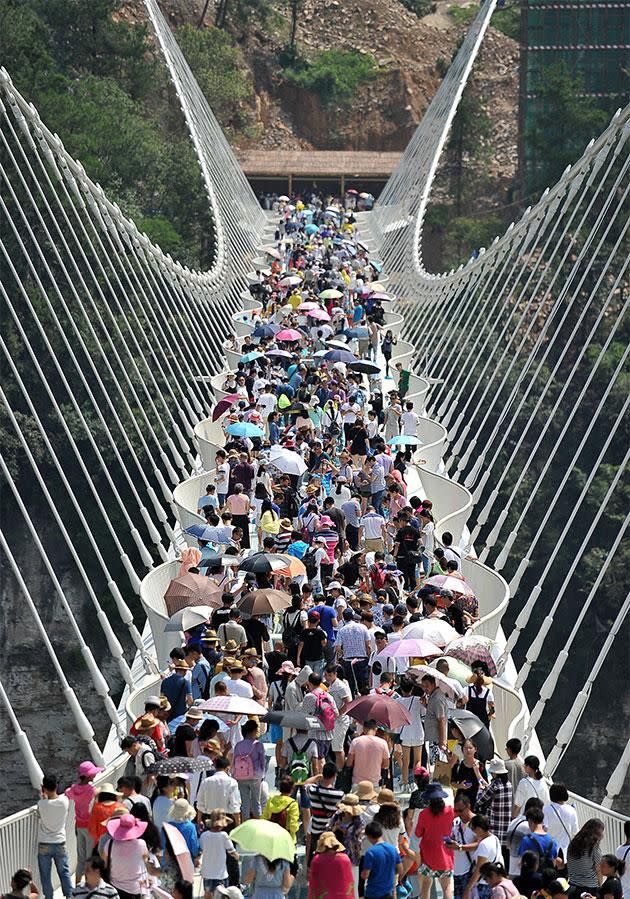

{"left": 429, "top": 656, "right": 472, "bottom": 685}
{"left": 376, "top": 637, "right": 443, "bottom": 660}
{"left": 163, "top": 573, "right": 224, "bottom": 616}
{"left": 342, "top": 693, "right": 412, "bottom": 729}
{"left": 424, "top": 574, "right": 475, "bottom": 597}
{"left": 262, "top": 710, "right": 324, "bottom": 731}
{"left": 238, "top": 552, "right": 289, "bottom": 574}
{"left": 198, "top": 695, "right": 268, "bottom": 716}
{"left": 226, "top": 421, "right": 264, "bottom": 438}
{"left": 448, "top": 709, "right": 493, "bottom": 760}
{"left": 211, "top": 394, "right": 240, "bottom": 422}
{"left": 445, "top": 635, "right": 497, "bottom": 676}
{"left": 165, "top": 605, "right": 215, "bottom": 633}
{"left": 318, "top": 289, "right": 343, "bottom": 300}
{"left": 323, "top": 349, "right": 356, "bottom": 364}
{"left": 237, "top": 589, "right": 292, "bottom": 616}
{"left": 348, "top": 360, "right": 381, "bottom": 375}
{"left": 402, "top": 619, "right": 460, "bottom": 647}
{"left": 230, "top": 819, "right": 295, "bottom": 862}
{"left": 268, "top": 446, "right": 308, "bottom": 475}
{"left": 276, "top": 328, "right": 303, "bottom": 342}
{"left": 147, "top": 756, "right": 215, "bottom": 775}
{"left": 274, "top": 554, "right": 306, "bottom": 578}
{"left": 405, "top": 664, "right": 461, "bottom": 701}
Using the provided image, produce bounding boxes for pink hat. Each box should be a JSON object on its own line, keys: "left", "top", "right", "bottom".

{"left": 279, "top": 661, "right": 300, "bottom": 676}
{"left": 78, "top": 761, "right": 103, "bottom": 779}
{"left": 106, "top": 813, "right": 148, "bottom": 841}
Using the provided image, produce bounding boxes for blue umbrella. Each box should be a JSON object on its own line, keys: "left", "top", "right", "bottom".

{"left": 344, "top": 328, "right": 360, "bottom": 339}
{"left": 226, "top": 421, "right": 265, "bottom": 438}
{"left": 323, "top": 349, "right": 357, "bottom": 364}
{"left": 240, "top": 351, "right": 265, "bottom": 363}
{"left": 184, "top": 524, "right": 215, "bottom": 540}
{"left": 252, "top": 324, "right": 278, "bottom": 339}
{"left": 370, "top": 259, "right": 384, "bottom": 273}
{"left": 305, "top": 224, "right": 318, "bottom": 235}
{"left": 388, "top": 435, "right": 422, "bottom": 446}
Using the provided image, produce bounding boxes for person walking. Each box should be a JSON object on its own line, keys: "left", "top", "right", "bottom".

{"left": 37, "top": 774, "right": 73, "bottom": 899}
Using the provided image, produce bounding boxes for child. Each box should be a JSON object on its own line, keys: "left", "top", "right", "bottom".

{"left": 200, "top": 809, "right": 239, "bottom": 898}
{"left": 64, "top": 760, "right": 103, "bottom": 884}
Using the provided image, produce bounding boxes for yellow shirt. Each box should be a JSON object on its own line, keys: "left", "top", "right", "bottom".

{"left": 288, "top": 292, "right": 302, "bottom": 309}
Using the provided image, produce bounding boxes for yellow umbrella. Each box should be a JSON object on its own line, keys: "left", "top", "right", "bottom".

{"left": 230, "top": 819, "right": 295, "bottom": 862}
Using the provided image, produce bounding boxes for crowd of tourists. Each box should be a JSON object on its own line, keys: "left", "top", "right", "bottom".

{"left": 14, "top": 196, "right": 629, "bottom": 899}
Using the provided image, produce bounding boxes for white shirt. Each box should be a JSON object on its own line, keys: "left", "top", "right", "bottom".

{"left": 400, "top": 410, "right": 419, "bottom": 436}
{"left": 258, "top": 392, "right": 277, "bottom": 417}
{"left": 443, "top": 546, "right": 462, "bottom": 570}
{"left": 341, "top": 402, "right": 359, "bottom": 424}
{"left": 614, "top": 844, "right": 630, "bottom": 899}
{"left": 543, "top": 802, "right": 579, "bottom": 852}
{"left": 451, "top": 817, "right": 476, "bottom": 875}
{"left": 215, "top": 461, "right": 230, "bottom": 492}
{"left": 361, "top": 513, "right": 386, "bottom": 539}
{"left": 474, "top": 833, "right": 502, "bottom": 866}
{"left": 226, "top": 678, "right": 253, "bottom": 698}
{"left": 197, "top": 771, "right": 242, "bottom": 814}
{"left": 200, "top": 829, "right": 236, "bottom": 879}
{"left": 37, "top": 795, "right": 69, "bottom": 843}
{"left": 514, "top": 776, "right": 550, "bottom": 809}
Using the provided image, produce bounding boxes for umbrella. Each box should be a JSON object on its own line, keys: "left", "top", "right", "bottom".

{"left": 308, "top": 308, "right": 331, "bottom": 321}
{"left": 238, "top": 552, "right": 289, "bottom": 574}
{"left": 326, "top": 338, "right": 350, "bottom": 350}
{"left": 370, "top": 281, "right": 387, "bottom": 292}
{"left": 276, "top": 329, "right": 303, "bottom": 342}
{"left": 165, "top": 605, "right": 215, "bottom": 633}
{"left": 376, "top": 638, "right": 443, "bottom": 660}
{"left": 252, "top": 323, "right": 278, "bottom": 339}
{"left": 297, "top": 302, "right": 319, "bottom": 311}
{"left": 424, "top": 574, "right": 475, "bottom": 598}
{"left": 279, "top": 275, "right": 301, "bottom": 287}
{"left": 402, "top": 619, "right": 460, "bottom": 648}
{"left": 237, "top": 589, "right": 292, "bottom": 616}
{"left": 262, "top": 710, "right": 324, "bottom": 731}
{"left": 147, "top": 756, "right": 216, "bottom": 775}
{"left": 371, "top": 292, "right": 392, "bottom": 301}
{"left": 446, "top": 635, "right": 497, "bottom": 676}
{"left": 305, "top": 223, "right": 318, "bottom": 235}
{"left": 429, "top": 656, "right": 472, "bottom": 685}
{"left": 342, "top": 694, "right": 412, "bottom": 730}
{"left": 349, "top": 360, "right": 380, "bottom": 375}
{"left": 211, "top": 394, "right": 240, "bottom": 422}
{"left": 388, "top": 435, "right": 421, "bottom": 446}
{"left": 405, "top": 664, "right": 461, "bottom": 701}
{"left": 268, "top": 446, "right": 308, "bottom": 475}
{"left": 168, "top": 712, "right": 229, "bottom": 734}
{"left": 274, "top": 554, "right": 306, "bottom": 578}
{"left": 278, "top": 195, "right": 290, "bottom": 202}
{"left": 231, "top": 819, "right": 295, "bottom": 863}
{"left": 284, "top": 402, "right": 308, "bottom": 415}
{"left": 448, "top": 709, "right": 493, "bottom": 760}
{"left": 266, "top": 349, "right": 292, "bottom": 359}
{"left": 226, "top": 422, "right": 264, "bottom": 438}
{"left": 164, "top": 573, "right": 224, "bottom": 613}
{"left": 323, "top": 349, "right": 356, "bottom": 364}
{"left": 319, "top": 289, "right": 343, "bottom": 300}
{"left": 370, "top": 260, "right": 384, "bottom": 273}
{"left": 198, "top": 695, "right": 269, "bottom": 716}
{"left": 262, "top": 246, "right": 282, "bottom": 259}
{"left": 240, "top": 351, "right": 265, "bottom": 364}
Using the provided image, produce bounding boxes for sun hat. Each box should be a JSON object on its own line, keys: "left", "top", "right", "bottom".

{"left": 144, "top": 695, "right": 163, "bottom": 709}
{"left": 78, "top": 761, "right": 103, "bottom": 779}
{"left": 337, "top": 794, "right": 362, "bottom": 816}
{"left": 215, "top": 888, "right": 244, "bottom": 899}
{"left": 173, "top": 660, "right": 190, "bottom": 671}
{"left": 200, "top": 629, "right": 219, "bottom": 643}
{"left": 185, "top": 707, "right": 204, "bottom": 720}
{"left": 205, "top": 738, "right": 223, "bottom": 753}
{"left": 327, "top": 581, "right": 343, "bottom": 591}
{"left": 376, "top": 788, "right": 398, "bottom": 807}
{"left": 168, "top": 798, "right": 197, "bottom": 822}
{"left": 229, "top": 661, "right": 245, "bottom": 672}
{"left": 223, "top": 639, "right": 240, "bottom": 653}
{"left": 106, "top": 813, "right": 147, "bottom": 841}
{"left": 279, "top": 660, "right": 300, "bottom": 676}
{"left": 316, "top": 831, "right": 345, "bottom": 852}
{"left": 242, "top": 648, "right": 261, "bottom": 659}
{"left": 487, "top": 758, "right": 508, "bottom": 775}
{"left": 356, "top": 781, "right": 378, "bottom": 801}
{"left": 421, "top": 782, "right": 449, "bottom": 801}
{"left": 280, "top": 518, "right": 293, "bottom": 529}
{"left": 135, "top": 713, "right": 158, "bottom": 734}
{"left": 96, "top": 782, "right": 122, "bottom": 800}
{"left": 315, "top": 536, "right": 327, "bottom": 545}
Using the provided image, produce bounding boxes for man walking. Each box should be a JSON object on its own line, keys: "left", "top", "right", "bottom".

{"left": 37, "top": 773, "right": 73, "bottom": 899}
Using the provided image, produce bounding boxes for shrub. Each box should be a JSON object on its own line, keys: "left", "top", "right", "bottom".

{"left": 282, "top": 49, "right": 379, "bottom": 106}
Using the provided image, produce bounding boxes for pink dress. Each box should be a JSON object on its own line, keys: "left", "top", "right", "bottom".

{"left": 415, "top": 805, "right": 456, "bottom": 873}
{"left": 308, "top": 850, "right": 355, "bottom": 899}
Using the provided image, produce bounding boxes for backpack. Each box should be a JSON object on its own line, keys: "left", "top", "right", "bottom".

{"left": 527, "top": 833, "right": 556, "bottom": 868}
{"left": 302, "top": 548, "right": 319, "bottom": 579}
{"left": 288, "top": 738, "right": 312, "bottom": 784}
{"left": 314, "top": 690, "right": 337, "bottom": 732}
{"left": 233, "top": 747, "right": 255, "bottom": 780}
{"left": 282, "top": 609, "right": 303, "bottom": 650}
{"left": 271, "top": 680, "right": 286, "bottom": 712}
{"left": 370, "top": 563, "right": 386, "bottom": 591}
{"left": 135, "top": 734, "right": 162, "bottom": 761}
{"left": 269, "top": 798, "right": 297, "bottom": 830}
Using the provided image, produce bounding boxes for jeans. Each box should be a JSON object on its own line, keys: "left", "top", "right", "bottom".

{"left": 38, "top": 842, "right": 73, "bottom": 899}
{"left": 204, "top": 878, "right": 227, "bottom": 892}
{"left": 237, "top": 778, "right": 262, "bottom": 819}
{"left": 343, "top": 658, "right": 369, "bottom": 694}
{"left": 371, "top": 490, "right": 385, "bottom": 515}
{"left": 306, "top": 658, "right": 325, "bottom": 676}
{"left": 218, "top": 493, "right": 227, "bottom": 507}
{"left": 421, "top": 552, "right": 431, "bottom": 576}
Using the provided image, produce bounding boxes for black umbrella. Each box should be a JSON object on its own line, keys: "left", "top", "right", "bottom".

{"left": 238, "top": 552, "right": 288, "bottom": 574}
{"left": 147, "top": 756, "right": 215, "bottom": 775}
{"left": 348, "top": 360, "right": 381, "bottom": 375}
{"left": 448, "top": 709, "right": 494, "bottom": 760}
{"left": 262, "top": 710, "right": 324, "bottom": 731}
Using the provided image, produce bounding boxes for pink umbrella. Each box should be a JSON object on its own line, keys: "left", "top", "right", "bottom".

{"left": 297, "top": 302, "right": 319, "bottom": 311}
{"left": 307, "top": 308, "right": 331, "bottom": 321}
{"left": 376, "top": 637, "right": 443, "bottom": 660}
{"left": 424, "top": 574, "right": 475, "bottom": 597}
{"left": 211, "top": 394, "right": 241, "bottom": 422}
{"left": 198, "top": 695, "right": 268, "bottom": 716}
{"left": 276, "top": 328, "right": 303, "bottom": 342}
{"left": 342, "top": 694, "right": 412, "bottom": 729}
{"left": 445, "top": 635, "right": 497, "bottom": 676}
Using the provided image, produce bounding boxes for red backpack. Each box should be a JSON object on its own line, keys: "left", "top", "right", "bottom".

{"left": 370, "top": 563, "right": 386, "bottom": 591}
{"left": 314, "top": 690, "right": 337, "bottom": 732}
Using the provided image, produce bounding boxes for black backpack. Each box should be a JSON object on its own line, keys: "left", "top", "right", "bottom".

{"left": 302, "top": 548, "right": 319, "bottom": 579}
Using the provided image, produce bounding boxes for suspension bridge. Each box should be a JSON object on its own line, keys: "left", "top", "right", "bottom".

{"left": 0, "top": 0, "right": 628, "bottom": 879}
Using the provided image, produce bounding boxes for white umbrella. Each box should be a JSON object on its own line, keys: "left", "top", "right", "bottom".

{"left": 198, "top": 696, "right": 268, "bottom": 716}
{"left": 406, "top": 664, "right": 461, "bottom": 701}
{"left": 278, "top": 195, "right": 290, "bottom": 202}
{"left": 268, "top": 446, "right": 308, "bottom": 476}
{"left": 279, "top": 275, "right": 301, "bottom": 287}
{"left": 402, "top": 619, "right": 460, "bottom": 648}
{"left": 165, "top": 605, "right": 215, "bottom": 633}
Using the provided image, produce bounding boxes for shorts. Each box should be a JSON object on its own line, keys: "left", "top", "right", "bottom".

{"left": 331, "top": 714, "right": 350, "bottom": 752}
{"left": 204, "top": 878, "right": 227, "bottom": 892}
{"left": 270, "top": 723, "right": 283, "bottom": 743}
{"left": 315, "top": 738, "right": 332, "bottom": 759}
{"left": 418, "top": 865, "right": 453, "bottom": 878}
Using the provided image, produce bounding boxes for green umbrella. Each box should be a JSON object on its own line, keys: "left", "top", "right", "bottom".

{"left": 319, "top": 288, "right": 343, "bottom": 300}
{"left": 230, "top": 819, "right": 295, "bottom": 862}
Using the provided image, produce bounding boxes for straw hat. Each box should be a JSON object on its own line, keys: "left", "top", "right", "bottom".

{"left": 205, "top": 738, "right": 223, "bottom": 753}
{"left": 337, "top": 793, "right": 362, "bottom": 816}
{"left": 135, "top": 713, "right": 158, "bottom": 734}
{"left": 185, "top": 707, "right": 204, "bottom": 720}
{"left": 106, "top": 813, "right": 147, "bottom": 841}
{"left": 96, "top": 782, "right": 123, "bottom": 800}
{"left": 316, "top": 831, "right": 345, "bottom": 853}
{"left": 223, "top": 639, "right": 240, "bottom": 654}
{"left": 201, "top": 629, "right": 219, "bottom": 643}
{"left": 356, "top": 781, "right": 378, "bottom": 801}
{"left": 159, "top": 695, "right": 171, "bottom": 712}
{"left": 168, "top": 798, "right": 196, "bottom": 822}
{"left": 376, "top": 788, "right": 399, "bottom": 808}
{"left": 174, "top": 660, "right": 190, "bottom": 672}
{"left": 280, "top": 518, "right": 293, "bottom": 529}
{"left": 242, "top": 648, "right": 260, "bottom": 660}
{"left": 229, "top": 660, "right": 245, "bottom": 672}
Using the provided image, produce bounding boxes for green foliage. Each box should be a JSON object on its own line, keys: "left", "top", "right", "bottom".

{"left": 400, "top": 0, "right": 435, "bottom": 18}
{"left": 526, "top": 62, "right": 609, "bottom": 194}
{"left": 491, "top": 3, "right": 521, "bottom": 40}
{"left": 449, "top": 5, "right": 477, "bottom": 27}
{"left": 441, "top": 214, "right": 502, "bottom": 268}
{"left": 174, "top": 24, "right": 256, "bottom": 139}
{"left": 282, "top": 49, "right": 379, "bottom": 107}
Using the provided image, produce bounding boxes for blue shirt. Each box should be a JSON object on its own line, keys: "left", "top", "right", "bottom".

{"left": 363, "top": 841, "right": 400, "bottom": 897}
{"left": 160, "top": 672, "right": 189, "bottom": 718}
{"left": 268, "top": 421, "right": 280, "bottom": 444}
{"left": 312, "top": 604, "right": 337, "bottom": 642}
{"left": 191, "top": 658, "right": 212, "bottom": 701}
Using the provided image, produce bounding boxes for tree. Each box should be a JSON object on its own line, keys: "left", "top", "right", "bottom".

{"left": 526, "top": 62, "right": 609, "bottom": 195}
{"left": 447, "top": 84, "right": 492, "bottom": 214}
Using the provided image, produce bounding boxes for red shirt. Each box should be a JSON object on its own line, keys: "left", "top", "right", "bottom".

{"left": 308, "top": 850, "right": 355, "bottom": 899}
{"left": 415, "top": 805, "right": 456, "bottom": 872}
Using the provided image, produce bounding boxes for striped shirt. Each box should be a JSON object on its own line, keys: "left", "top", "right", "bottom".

{"left": 568, "top": 847, "right": 602, "bottom": 888}
{"left": 72, "top": 882, "right": 120, "bottom": 899}
{"left": 306, "top": 783, "right": 345, "bottom": 835}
